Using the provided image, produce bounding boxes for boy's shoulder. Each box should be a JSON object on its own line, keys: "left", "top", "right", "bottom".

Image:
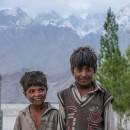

{"left": 47, "top": 102, "right": 59, "bottom": 113}
{"left": 48, "top": 104, "right": 58, "bottom": 111}
{"left": 58, "top": 84, "right": 73, "bottom": 94}
{"left": 18, "top": 105, "right": 29, "bottom": 115}
{"left": 15, "top": 105, "right": 29, "bottom": 121}
{"left": 96, "top": 83, "right": 114, "bottom": 105}
{"left": 96, "top": 83, "right": 112, "bottom": 95}
{"left": 57, "top": 85, "right": 74, "bottom": 106}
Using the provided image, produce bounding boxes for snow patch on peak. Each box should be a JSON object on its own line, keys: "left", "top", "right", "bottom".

{"left": 16, "top": 15, "right": 33, "bottom": 26}
{"left": 3, "top": 7, "right": 23, "bottom": 16}
{"left": 80, "top": 13, "right": 89, "bottom": 20}
{"left": 117, "top": 4, "right": 130, "bottom": 30}
{"left": 4, "top": 9, "right": 17, "bottom": 16}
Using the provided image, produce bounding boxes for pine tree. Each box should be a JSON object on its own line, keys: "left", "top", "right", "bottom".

{"left": 96, "top": 8, "right": 130, "bottom": 129}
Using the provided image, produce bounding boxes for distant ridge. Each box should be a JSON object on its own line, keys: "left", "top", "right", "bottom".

{"left": 0, "top": 5, "right": 130, "bottom": 103}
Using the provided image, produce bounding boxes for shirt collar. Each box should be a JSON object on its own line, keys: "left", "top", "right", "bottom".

{"left": 73, "top": 81, "right": 104, "bottom": 94}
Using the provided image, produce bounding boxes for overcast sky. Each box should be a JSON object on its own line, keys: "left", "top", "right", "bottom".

{"left": 0, "top": 0, "right": 130, "bottom": 17}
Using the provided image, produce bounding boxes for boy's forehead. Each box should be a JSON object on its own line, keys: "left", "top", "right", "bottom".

{"left": 27, "top": 85, "right": 46, "bottom": 89}
{"left": 75, "top": 65, "right": 92, "bottom": 68}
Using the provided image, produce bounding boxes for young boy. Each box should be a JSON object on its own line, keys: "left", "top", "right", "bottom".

{"left": 57, "top": 46, "right": 115, "bottom": 130}
{"left": 13, "top": 71, "right": 62, "bottom": 130}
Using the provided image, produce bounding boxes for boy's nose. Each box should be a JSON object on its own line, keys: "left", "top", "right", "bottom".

{"left": 81, "top": 70, "right": 87, "bottom": 76}
{"left": 34, "top": 91, "right": 40, "bottom": 96}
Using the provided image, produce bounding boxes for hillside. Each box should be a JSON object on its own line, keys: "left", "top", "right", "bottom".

{"left": 0, "top": 5, "right": 130, "bottom": 103}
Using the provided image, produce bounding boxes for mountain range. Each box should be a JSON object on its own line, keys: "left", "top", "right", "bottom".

{"left": 0, "top": 5, "right": 130, "bottom": 103}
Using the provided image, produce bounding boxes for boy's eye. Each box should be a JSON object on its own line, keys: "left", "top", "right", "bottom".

{"left": 38, "top": 88, "right": 46, "bottom": 92}
{"left": 86, "top": 68, "right": 93, "bottom": 72}
{"left": 86, "top": 68, "right": 91, "bottom": 72}
{"left": 28, "top": 90, "right": 35, "bottom": 94}
{"left": 77, "top": 68, "right": 82, "bottom": 72}
{"left": 76, "top": 67, "right": 93, "bottom": 72}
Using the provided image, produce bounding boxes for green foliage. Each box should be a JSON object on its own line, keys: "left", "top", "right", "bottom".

{"left": 126, "top": 45, "right": 130, "bottom": 62}
{"left": 96, "top": 8, "right": 130, "bottom": 129}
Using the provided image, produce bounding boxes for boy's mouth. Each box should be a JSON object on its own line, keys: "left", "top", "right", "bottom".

{"left": 34, "top": 97, "right": 43, "bottom": 101}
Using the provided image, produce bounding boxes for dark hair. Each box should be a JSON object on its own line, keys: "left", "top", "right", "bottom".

{"left": 70, "top": 46, "right": 97, "bottom": 73}
{"left": 20, "top": 71, "right": 47, "bottom": 92}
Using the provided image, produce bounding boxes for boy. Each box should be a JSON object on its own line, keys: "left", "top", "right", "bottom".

{"left": 57, "top": 46, "right": 115, "bottom": 130}
{"left": 13, "top": 71, "right": 62, "bottom": 130}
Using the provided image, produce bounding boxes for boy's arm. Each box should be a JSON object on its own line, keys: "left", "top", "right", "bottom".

{"left": 58, "top": 103, "right": 66, "bottom": 129}
{"left": 104, "top": 102, "right": 115, "bottom": 130}
{"left": 13, "top": 116, "right": 20, "bottom": 130}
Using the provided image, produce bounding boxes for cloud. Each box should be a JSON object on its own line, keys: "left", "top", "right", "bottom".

{"left": 0, "top": 0, "right": 130, "bottom": 17}
{"left": 68, "top": 0, "right": 90, "bottom": 10}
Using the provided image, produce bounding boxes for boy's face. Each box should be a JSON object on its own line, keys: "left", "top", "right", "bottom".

{"left": 72, "top": 66, "right": 94, "bottom": 87}
{"left": 24, "top": 85, "right": 47, "bottom": 106}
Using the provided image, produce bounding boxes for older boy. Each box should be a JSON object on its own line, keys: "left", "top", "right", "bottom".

{"left": 57, "top": 46, "right": 115, "bottom": 130}
{"left": 14, "top": 71, "right": 62, "bottom": 130}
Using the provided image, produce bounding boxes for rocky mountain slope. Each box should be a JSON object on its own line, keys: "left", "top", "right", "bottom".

{"left": 0, "top": 5, "right": 130, "bottom": 103}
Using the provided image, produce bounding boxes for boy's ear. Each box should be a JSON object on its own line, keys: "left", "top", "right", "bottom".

{"left": 23, "top": 91, "right": 27, "bottom": 97}
{"left": 70, "top": 67, "right": 74, "bottom": 75}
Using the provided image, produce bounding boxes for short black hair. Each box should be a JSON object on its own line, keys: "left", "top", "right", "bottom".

{"left": 70, "top": 46, "right": 97, "bottom": 73}
{"left": 20, "top": 71, "right": 47, "bottom": 92}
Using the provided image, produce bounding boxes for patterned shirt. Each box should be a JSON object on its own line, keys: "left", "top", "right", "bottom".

{"left": 58, "top": 82, "right": 115, "bottom": 130}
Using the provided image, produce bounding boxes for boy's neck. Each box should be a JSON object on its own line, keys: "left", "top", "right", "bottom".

{"left": 76, "top": 83, "right": 93, "bottom": 97}
{"left": 30, "top": 103, "right": 47, "bottom": 112}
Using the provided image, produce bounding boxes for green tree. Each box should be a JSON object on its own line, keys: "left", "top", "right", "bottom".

{"left": 126, "top": 45, "right": 130, "bottom": 62}
{"left": 123, "top": 45, "right": 130, "bottom": 129}
{"left": 96, "top": 8, "right": 130, "bottom": 130}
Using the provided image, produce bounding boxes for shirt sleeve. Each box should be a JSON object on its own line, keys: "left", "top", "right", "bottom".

{"left": 13, "top": 116, "right": 20, "bottom": 130}
{"left": 104, "top": 102, "right": 116, "bottom": 130}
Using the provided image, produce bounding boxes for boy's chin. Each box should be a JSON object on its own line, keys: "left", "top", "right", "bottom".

{"left": 78, "top": 82, "right": 92, "bottom": 87}
{"left": 31, "top": 101, "right": 44, "bottom": 105}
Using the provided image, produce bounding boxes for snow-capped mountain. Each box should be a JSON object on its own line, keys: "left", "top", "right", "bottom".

{"left": 35, "top": 5, "right": 130, "bottom": 52}
{"left": 35, "top": 11, "right": 105, "bottom": 37}
{"left": 0, "top": 7, "right": 33, "bottom": 29}
{"left": 35, "top": 5, "right": 130, "bottom": 37}
{"left": 35, "top": 11, "right": 62, "bottom": 26}
{"left": 0, "top": 8, "right": 86, "bottom": 103}
{"left": 0, "top": 5, "right": 130, "bottom": 103}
